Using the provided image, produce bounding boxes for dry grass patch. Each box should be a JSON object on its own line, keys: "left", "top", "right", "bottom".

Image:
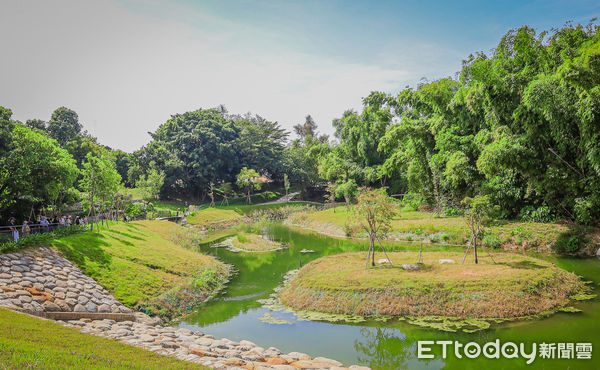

{"left": 279, "top": 251, "right": 586, "bottom": 319}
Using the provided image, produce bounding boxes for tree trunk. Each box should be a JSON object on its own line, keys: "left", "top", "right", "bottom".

{"left": 370, "top": 236, "right": 376, "bottom": 266}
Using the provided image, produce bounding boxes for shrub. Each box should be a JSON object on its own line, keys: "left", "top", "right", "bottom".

{"left": 125, "top": 202, "right": 147, "bottom": 219}
{"left": 520, "top": 205, "right": 555, "bottom": 223}
{"left": 574, "top": 197, "right": 596, "bottom": 226}
{"left": 443, "top": 207, "right": 464, "bottom": 217}
{"left": 236, "top": 233, "right": 249, "bottom": 243}
{"left": 482, "top": 234, "right": 503, "bottom": 249}
{"left": 553, "top": 232, "right": 584, "bottom": 253}
{"left": 401, "top": 193, "right": 423, "bottom": 211}
{"left": 191, "top": 267, "right": 227, "bottom": 292}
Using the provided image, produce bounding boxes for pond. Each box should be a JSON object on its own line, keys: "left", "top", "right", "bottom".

{"left": 176, "top": 224, "right": 600, "bottom": 369}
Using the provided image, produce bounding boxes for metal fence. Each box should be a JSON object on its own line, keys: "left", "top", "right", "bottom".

{"left": 0, "top": 223, "right": 65, "bottom": 242}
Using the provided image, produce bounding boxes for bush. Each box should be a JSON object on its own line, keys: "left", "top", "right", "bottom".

{"left": 401, "top": 193, "right": 423, "bottom": 211}
{"left": 125, "top": 202, "right": 147, "bottom": 219}
{"left": 553, "top": 234, "right": 583, "bottom": 253}
{"left": 191, "top": 267, "right": 227, "bottom": 292}
{"left": 236, "top": 233, "right": 249, "bottom": 243}
{"left": 574, "top": 197, "right": 596, "bottom": 226}
{"left": 520, "top": 205, "right": 555, "bottom": 223}
{"left": 482, "top": 234, "right": 503, "bottom": 249}
{"left": 443, "top": 207, "right": 464, "bottom": 217}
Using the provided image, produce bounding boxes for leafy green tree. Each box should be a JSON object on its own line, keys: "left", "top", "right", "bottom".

{"left": 146, "top": 108, "right": 240, "bottom": 199}
{"left": 461, "top": 195, "right": 497, "bottom": 264}
{"left": 233, "top": 113, "right": 288, "bottom": 178}
{"left": 25, "top": 119, "right": 46, "bottom": 131}
{"left": 325, "top": 183, "right": 337, "bottom": 210}
{"left": 0, "top": 107, "right": 15, "bottom": 160}
{"left": 47, "top": 107, "right": 82, "bottom": 146}
{"left": 0, "top": 121, "right": 79, "bottom": 218}
{"left": 63, "top": 133, "right": 112, "bottom": 168}
{"left": 293, "top": 115, "right": 328, "bottom": 144}
{"left": 236, "top": 167, "right": 261, "bottom": 204}
{"left": 349, "top": 188, "right": 397, "bottom": 268}
{"left": 80, "top": 153, "right": 122, "bottom": 231}
{"left": 136, "top": 168, "right": 165, "bottom": 201}
{"left": 215, "top": 182, "right": 235, "bottom": 206}
{"left": 335, "top": 179, "right": 358, "bottom": 208}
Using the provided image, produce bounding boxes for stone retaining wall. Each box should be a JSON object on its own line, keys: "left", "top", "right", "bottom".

{"left": 0, "top": 248, "right": 130, "bottom": 314}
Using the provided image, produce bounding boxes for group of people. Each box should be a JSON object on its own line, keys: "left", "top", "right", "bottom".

{"left": 5, "top": 215, "right": 86, "bottom": 243}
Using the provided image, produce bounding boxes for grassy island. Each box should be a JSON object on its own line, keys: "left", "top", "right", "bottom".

{"left": 231, "top": 232, "right": 282, "bottom": 252}
{"left": 279, "top": 251, "right": 586, "bottom": 319}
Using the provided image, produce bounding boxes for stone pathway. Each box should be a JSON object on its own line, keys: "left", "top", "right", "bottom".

{"left": 0, "top": 247, "right": 370, "bottom": 369}
{"left": 258, "top": 192, "right": 300, "bottom": 205}
{"left": 58, "top": 318, "right": 370, "bottom": 369}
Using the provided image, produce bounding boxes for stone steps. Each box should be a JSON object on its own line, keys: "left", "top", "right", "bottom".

{"left": 25, "top": 310, "right": 136, "bottom": 322}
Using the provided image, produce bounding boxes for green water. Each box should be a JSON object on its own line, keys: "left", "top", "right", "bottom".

{"left": 177, "top": 224, "right": 600, "bottom": 369}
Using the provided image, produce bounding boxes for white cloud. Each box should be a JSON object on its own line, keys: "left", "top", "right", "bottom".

{"left": 0, "top": 0, "right": 449, "bottom": 151}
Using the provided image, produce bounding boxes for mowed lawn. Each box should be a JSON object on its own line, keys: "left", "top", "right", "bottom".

{"left": 187, "top": 208, "right": 243, "bottom": 226}
{"left": 0, "top": 308, "right": 202, "bottom": 369}
{"left": 50, "top": 220, "right": 225, "bottom": 307}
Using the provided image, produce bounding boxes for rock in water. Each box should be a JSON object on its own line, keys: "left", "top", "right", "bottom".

{"left": 439, "top": 259, "right": 456, "bottom": 264}
{"left": 401, "top": 263, "right": 420, "bottom": 271}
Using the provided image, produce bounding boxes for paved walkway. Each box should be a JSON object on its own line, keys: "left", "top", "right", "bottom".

{"left": 258, "top": 192, "right": 301, "bottom": 205}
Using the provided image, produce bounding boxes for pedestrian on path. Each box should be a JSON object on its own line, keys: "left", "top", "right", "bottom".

{"left": 8, "top": 217, "right": 19, "bottom": 243}
{"left": 22, "top": 221, "right": 31, "bottom": 237}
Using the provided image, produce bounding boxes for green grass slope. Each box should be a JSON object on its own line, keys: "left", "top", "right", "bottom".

{"left": 0, "top": 308, "right": 202, "bottom": 369}
{"left": 50, "top": 220, "right": 226, "bottom": 307}
{"left": 187, "top": 208, "right": 243, "bottom": 227}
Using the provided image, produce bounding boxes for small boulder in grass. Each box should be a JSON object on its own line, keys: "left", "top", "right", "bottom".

{"left": 401, "top": 263, "right": 420, "bottom": 271}
{"left": 377, "top": 258, "right": 392, "bottom": 265}
{"left": 439, "top": 259, "right": 456, "bottom": 264}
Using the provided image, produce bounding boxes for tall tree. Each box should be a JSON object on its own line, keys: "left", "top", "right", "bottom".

{"left": 147, "top": 108, "right": 240, "bottom": 199}
{"left": 0, "top": 121, "right": 79, "bottom": 218}
{"left": 80, "top": 153, "right": 122, "bottom": 231}
{"left": 47, "top": 107, "right": 82, "bottom": 146}
{"left": 25, "top": 119, "right": 46, "bottom": 131}
{"left": 236, "top": 167, "right": 261, "bottom": 204}
{"left": 233, "top": 113, "right": 288, "bottom": 178}
{"left": 349, "top": 188, "right": 397, "bottom": 268}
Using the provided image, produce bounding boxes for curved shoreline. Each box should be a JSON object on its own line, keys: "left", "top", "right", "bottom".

{"left": 279, "top": 252, "right": 589, "bottom": 323}
{"left": 0, "top": 247, "right": 369, "bottom": 369}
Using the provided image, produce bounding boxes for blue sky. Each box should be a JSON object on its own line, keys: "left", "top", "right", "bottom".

{"left": 1, "top": 0, "right": 599, "bottom": 151}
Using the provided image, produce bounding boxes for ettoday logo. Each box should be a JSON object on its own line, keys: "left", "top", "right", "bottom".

{"left": 417, "top": 340, "right": 592, "bottom": 364}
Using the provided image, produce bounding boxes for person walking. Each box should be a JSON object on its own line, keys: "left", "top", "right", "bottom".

{"left": 8, "top": 217, "right": 19, "bottom": 243}
{"left": 22, "top": 221, "right": 31, "bottom": 237}
{"left": 40, "top": 216, "right": 50, "bottom": 233}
